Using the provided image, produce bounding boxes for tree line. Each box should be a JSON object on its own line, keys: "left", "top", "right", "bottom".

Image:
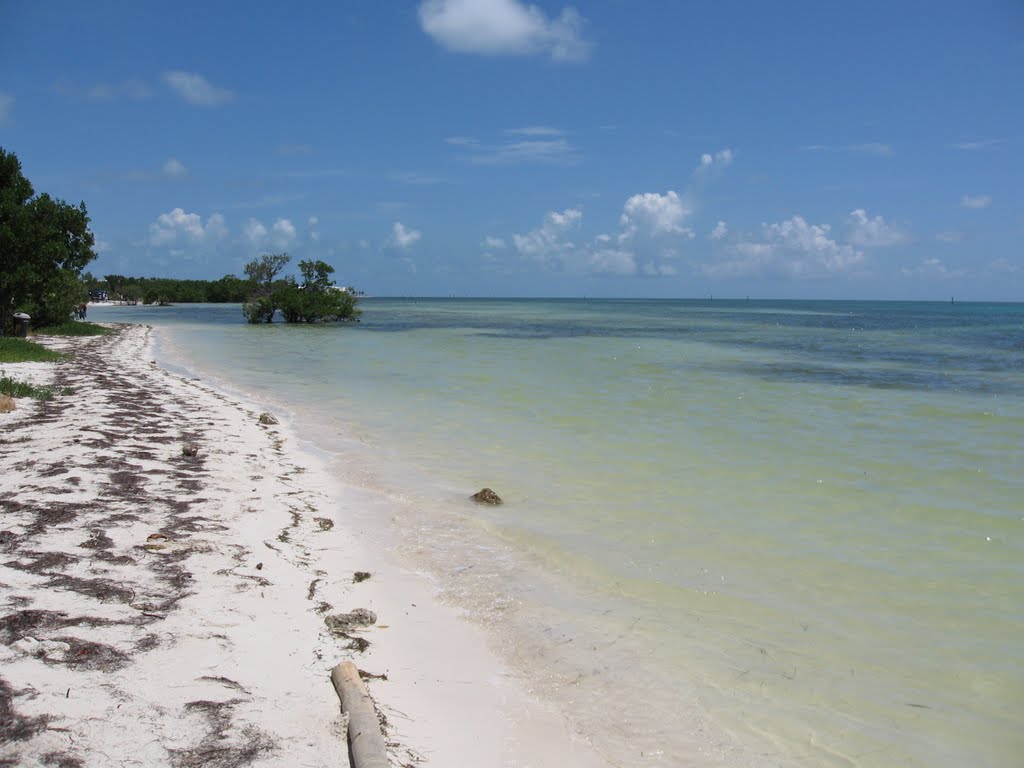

{"left": 1, "top": 147, "right": 359, "bottom": 332}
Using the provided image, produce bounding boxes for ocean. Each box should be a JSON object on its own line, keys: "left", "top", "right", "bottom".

{"left": 89, "top": 298, "right": 1024, "bottom": 767}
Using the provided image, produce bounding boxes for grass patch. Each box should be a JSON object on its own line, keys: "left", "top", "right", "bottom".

{"left": 34, "top": 321, "right": 111, "bottom": 337}
{"left": 0, "top": 376, "right": 74, "bottom": 401}
{"left": 0, "top": 338, "right": 65, "bottom": 363}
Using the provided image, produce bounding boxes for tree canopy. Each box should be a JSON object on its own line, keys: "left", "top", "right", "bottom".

{"left": 242, "top": 254, "right": 360, "bottom": 324}
{"left": 0, "top": 148, "right": 96, "bottom": 333}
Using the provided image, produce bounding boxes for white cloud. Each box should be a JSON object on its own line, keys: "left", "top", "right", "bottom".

{"left": 699, "top": 148, "right": 734, "bottom": 170}
{"left": 308, "top": 216, "right": 321, "bottom": 242}
{"left": 242, "top": 217, "right": 297, "bottom": 249}
{"left": 620, "top": 191, "right": 692, "bottom": 237}
{"left": 418, "top": 0, "right": 590, "bottom": 60}
{"left": 390, "top": 221, "right": 422, "bottom": 249}
{"left": 961, "top": 194, "right": 992, "bottom": 209}
{"left": 513, "top": 207, "right": 581, "bottom": 267}
{"left": 900, "top": 258, "right": 967, "bottom": 279}
{"left": 483, "top": 236, "right": 506, "bottom": 249}
{"left": 0, "top": 92, "right": 13, "bottom": 124}
{"left": 162, "top": 158, "right": 187, "bottom": 177}
{"left": 704, "top": 215, "right": 864, "bottom": 278}
{"left": 162, "top": 71, "right": 233, "bottom": 106}
{"left": 244, "top": 219, "right": 268, "bottom": 245}
{"left": 273, "top": 218, "right": 296, "bottom": 244}
{"left": 710, "top": 220, "right": 728, "bottom": 240}
{"left": 848, "top": 209, "right": 908, "bottom": 247}
{"left": 589, "top": 248, "right": 637, "bottom": 275}
{"left": 150, "top": 208, "right": 226, "bottom": 246}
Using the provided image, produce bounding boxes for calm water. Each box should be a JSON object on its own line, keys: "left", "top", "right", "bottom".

{"left": 91, "top": 299, "right": 1024, "bottom": 767}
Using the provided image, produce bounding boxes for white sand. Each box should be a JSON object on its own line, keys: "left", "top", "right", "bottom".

{"left": 0, "top": 325, "right": 611, "bottom": 767}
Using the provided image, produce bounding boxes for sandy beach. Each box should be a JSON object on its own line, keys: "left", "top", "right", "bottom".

{"left": 0, "top": 324, "right": 609, "bottom": 768}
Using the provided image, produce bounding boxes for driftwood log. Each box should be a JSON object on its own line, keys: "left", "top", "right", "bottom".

{"left": 330, "top": 661, "right": 388, "bottom": 768}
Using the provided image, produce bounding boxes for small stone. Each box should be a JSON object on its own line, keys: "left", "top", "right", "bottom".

{"left": 258, "top": 412, "right": 279, "bottom": 425}
{"left": 471, "top": 487, "right": 503, "bottom": 505}
{"left": 182, "top": 443, "right": 199, "bottom": 457}
{"left": 353, "top": 571, "right": 371, "bottom": 583}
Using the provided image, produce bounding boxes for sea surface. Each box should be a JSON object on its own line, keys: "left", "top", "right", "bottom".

{"left": 90, "top": 298, "right": 1024, "bottom": 767}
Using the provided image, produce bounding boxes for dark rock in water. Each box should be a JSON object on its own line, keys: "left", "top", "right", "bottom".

{"left": 258, "top": 412, "right": 279, "bottom": 425}
{"left": 471, "top": 488, "right": 503, "bottom": 505}
{"left": 325, "top": 608, "right": 377, "bottom": 635}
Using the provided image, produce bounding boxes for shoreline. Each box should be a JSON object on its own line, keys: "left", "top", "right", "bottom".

{"left": 0, "top": 324, "right": 608, "bottom": 767}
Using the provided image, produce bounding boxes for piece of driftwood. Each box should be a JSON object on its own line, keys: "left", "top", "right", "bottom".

{"left": 330, "top": 661, "right": 388, "bottom": 768}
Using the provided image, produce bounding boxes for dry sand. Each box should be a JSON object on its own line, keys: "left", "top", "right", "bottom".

{"left": 0, "top": 325, "right": 611, "bottom": 767}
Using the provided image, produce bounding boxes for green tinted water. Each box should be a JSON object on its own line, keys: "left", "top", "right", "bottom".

{"left": 94, "top": 299, "right": 1024, "bottom": 766}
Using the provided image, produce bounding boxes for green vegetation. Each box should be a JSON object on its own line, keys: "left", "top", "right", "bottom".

{"left": 85, "top": 272, "right": 250, "bottom": 305}
{"left": 0, "top": 375, "right": 73, "bottom": 401}
{"left": 35, "top": 321, "right": 112, "bottom": 337}
{"left": 1, "top": 148, "right": 97, "bottom": 334}
{"left": 0, "top": 338, "right": 66, "bottom": 363}
{"left": 242, "top": 254, "right": 360, "bottom": 324}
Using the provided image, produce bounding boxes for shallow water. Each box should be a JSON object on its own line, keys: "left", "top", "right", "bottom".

{"left": 91, "top": 298, "right": 1024, "bottom": 767}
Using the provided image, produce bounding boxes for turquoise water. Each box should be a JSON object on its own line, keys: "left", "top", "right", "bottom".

{"left": 91, "top": 299, "right": 1024, "bottom": 767}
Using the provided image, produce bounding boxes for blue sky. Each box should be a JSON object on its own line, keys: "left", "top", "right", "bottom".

{"left": 2, "top": 0, "right": 1021, "bottom": 299}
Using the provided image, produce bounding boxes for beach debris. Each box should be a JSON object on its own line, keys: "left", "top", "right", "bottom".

{"left": 353, "top": 571, "right": 371, "bottom": 583}
{"left": 145, "top": 533, "right": 168, "bottom": 551}
{"left": 330, "top": 661, "right": 390, "bottom": 768}
{"left": 471, "top": 487, "right": 503, "bottom": 505}
{"left": 314, "top": 517, "right": 334, "bottom": 531}
{"left": 0, "top": 395, "right": 15, "bottom": 413}
{"left": 258, "top": 412, "right": 279, "bottom": 425}
{"left": 325, "top": 608, "right": 376, "bottom": 635}
{"left": 181, "top": 442, "right": 199, "bottom": 457}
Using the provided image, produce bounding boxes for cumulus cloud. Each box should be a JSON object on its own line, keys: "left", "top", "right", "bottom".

{"left": 511, "top": 208, "right": 643, "bottom": 275}
{"left": 389, "top": 221, "right": 422, "bottom": 249}
{"left": 273, "top": 218, "right": 296, "bottom": 242}
{"left": 698, "top": 148, "right": 734, "bottom": 170}
{"left": 710, "top": 220, "right": 728, "bottom": 240}
{"left": 703, "top": 215, "right": 863, "bottom": 278}
{"left": 589, "top": 248, "right": 637, "bottom": 275}
{"left": 848, "top": 209, "right": 907, "bottom": 247}
{"left": 961, "top": 194, "right": 992, "bottom": 209}
{"left": 418, "top": 0, "right": 590, "bottom": 60}
{"left": 241, "top": 217, "right": 297, "bottom": 249}
{"left": 513, "top": 207, "right": 581, "bottom": 265}
{"left": 162, "top": 71, "right": 233, "bottom": 106}
{"left": 149, "top": 208, "right": 227, "bottom": 246}
{"left": 620, "top": 191, "right": 693, "bottom": 238}
{"left": 162, "top": 158, "right": 188, "bottom": 177}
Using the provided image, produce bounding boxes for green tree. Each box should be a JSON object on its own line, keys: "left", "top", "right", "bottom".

{"left": 273, "top": 259, "right": 360, "bottom": 323}
{"left": 0, "top": 148, "right": 96, "bottom": 332}
{"left": 242, "top": 253, "right": 291, "bottom": 323}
